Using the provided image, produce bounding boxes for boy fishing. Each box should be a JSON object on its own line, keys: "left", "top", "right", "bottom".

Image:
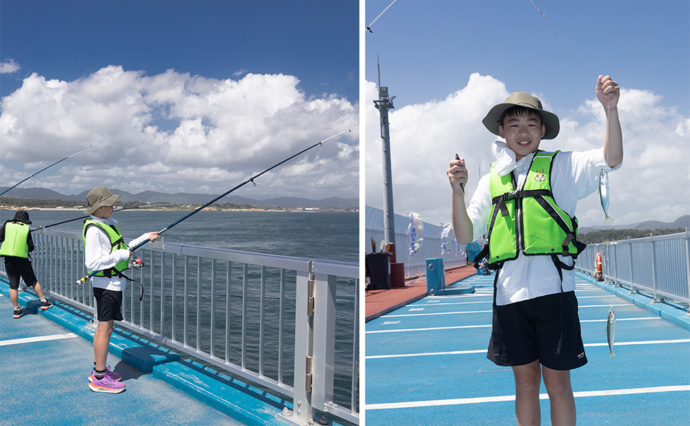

{"left": 447, "top": 75, "right": 622, "bottom": 425}
{"left": 83, "top": 187, "right": 159, "bottom": 393}
{"left": 0, "top": 210, "right": 53, "bottom": 318}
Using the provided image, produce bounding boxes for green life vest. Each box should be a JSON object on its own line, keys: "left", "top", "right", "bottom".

{"left": 83, "top": 219, "right": 129, "bottom": 277}
{"left": 0, "top": 222, "right": 30, "bottom": 258}
{"left": 486, "top": 151, "right": 585, "bottom": 266}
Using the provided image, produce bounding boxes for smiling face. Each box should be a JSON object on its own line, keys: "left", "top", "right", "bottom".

{"left": 498, "top": 109, "right": 546, "bottom": 161}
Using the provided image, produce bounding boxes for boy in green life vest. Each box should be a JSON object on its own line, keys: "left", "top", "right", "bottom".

{"left": 82, "top": 187, "right": 159, "bottom": 393}
{"left": 0, "top": 210, "right": 53, "bottom": 318}
{"left": 447, "top": 75, "right": 622, "bottom": 426}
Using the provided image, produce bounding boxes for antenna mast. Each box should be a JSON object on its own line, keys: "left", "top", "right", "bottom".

{"left": 373, "top": 58, "right": 396, "bottom": 247}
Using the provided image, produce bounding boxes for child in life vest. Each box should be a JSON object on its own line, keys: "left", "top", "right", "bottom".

{"left": 82, "top": 187, "right": 159, "bottom": 393}
{"left": 447, "top": 75, "right": 622, "bottom": 425}
{"left": 0, "top": 210, "right": 53, "bottom": 318}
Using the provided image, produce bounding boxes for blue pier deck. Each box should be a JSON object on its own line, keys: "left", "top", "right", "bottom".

{"left": 365, "top": 272, "right": 690, "bottom": 425}
{"left": 0, "top": 280, "right": 290, "bottom": 425}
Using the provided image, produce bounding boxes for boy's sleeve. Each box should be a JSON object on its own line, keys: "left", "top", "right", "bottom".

{"left": 556, "top": 149, "right": 619, "bottom": 202}
{"left": 27, "top": 232, "right": 34, "bottom": 252}
{"left": 127, "top": 233, "right": 153, "bottom": 250}
{"left": 466, "top": 173, "right": 492, "bottom": 242}
{"left": 84, "top": 227, "right": 130, "bottom": 272}
{"left": 0, "top": 223, "right": 6, "bottom": 243}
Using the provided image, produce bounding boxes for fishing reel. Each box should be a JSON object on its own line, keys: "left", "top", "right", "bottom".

{"left": 131, "top": 257, "right": 145, "bottom": 269}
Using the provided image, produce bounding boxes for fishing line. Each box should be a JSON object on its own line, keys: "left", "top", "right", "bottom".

{"left": 173, "top": 193, "right": 250, "bottom": 243}
{"left": 523, "top": 0, "right": 564, "bottom": 38}
{"left": 0, "top": 147, "right": 96, "bottom": 198}
{"left": 75, "top": 127, "right": 357, "bottom": 285}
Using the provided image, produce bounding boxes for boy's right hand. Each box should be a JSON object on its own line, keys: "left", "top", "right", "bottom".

{"left": 447, "top": 156, "right": 468, "bottom": 195}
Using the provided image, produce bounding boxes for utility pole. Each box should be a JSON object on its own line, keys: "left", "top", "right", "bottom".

{"left": 374, "top": 81, "right": 396, "bottom": 247}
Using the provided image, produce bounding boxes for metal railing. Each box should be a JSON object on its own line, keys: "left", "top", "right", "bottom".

{"left": 14, "top": 228, "right": 359, "bottom": 425}
{"left": 575, "top": 231, "right": 690, "bottom": 312}
{"left": 365, "top": 206, "right": 467, "bottom": 276}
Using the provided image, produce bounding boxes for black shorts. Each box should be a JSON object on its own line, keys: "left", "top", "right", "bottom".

{"left": 93, "top": 288, "right": 124, "bottom": 322}
{"left": 4, "top": 257, "right": 38, "bottom": 289}
{"left": 487, "top": 291, "right": 587, "bottom": 371}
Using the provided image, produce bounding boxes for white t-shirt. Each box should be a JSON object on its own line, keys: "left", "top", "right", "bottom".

{"left": 84, "top": 216, "right": 151, "bottom": 292}
{"left": 467, "top": 141, "right": 618, "bottom": 306}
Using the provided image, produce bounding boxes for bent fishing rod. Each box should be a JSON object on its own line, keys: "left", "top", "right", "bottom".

{"left": 75, "top": 127, "right": 356, "bottom": 285}
{"left": 0, "top": 147, "right": 96, "bottom": 198}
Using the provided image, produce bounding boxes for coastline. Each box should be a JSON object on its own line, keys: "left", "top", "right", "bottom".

{"left": 0, "top": 206, "right": 358, "bottom": 213}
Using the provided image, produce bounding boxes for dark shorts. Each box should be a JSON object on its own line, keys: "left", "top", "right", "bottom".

{"left": 93, "top": 288, "right": 124, "bottom": 322}
{"left": 4, "top": 257, "right": 38, "bottom": 289}
{"left": 487, "top": 291, "right": 587, "bottom": 371}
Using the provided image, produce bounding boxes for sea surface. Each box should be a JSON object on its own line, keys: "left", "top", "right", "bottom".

{"left": 16, "top": 209, "right": 358, "bottom": 263}
{"left": 11, "top": 209, "right": 359, "bottom": 416}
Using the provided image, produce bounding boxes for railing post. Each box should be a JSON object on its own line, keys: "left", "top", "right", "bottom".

{"left": 286, "top": 262, "right": 315, "bottom": 425}
{"left": 628, "top": 241, "right": 637, "bottom": 294}
{"left": 611, "top": 243, "right": 620, "bottom": 287}
{"left": 311, "top": 267, "right": 336, "bottom": 415}
{"left": 650, "top": 234, "right": 661, "bottom": 302}
{"left": 685, "top": 232, "right": 690, "bottom": 315}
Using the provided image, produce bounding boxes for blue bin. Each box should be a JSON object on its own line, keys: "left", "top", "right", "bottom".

{"left": 426, "top": 258, "right": 445, "bottom": 295}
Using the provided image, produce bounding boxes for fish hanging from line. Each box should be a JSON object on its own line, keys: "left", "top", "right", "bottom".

{"left": 599, "top": 169, "right": 611, "bottom": 221}
{"left": 607, "top": 306, "right": 616, "bottom": 359}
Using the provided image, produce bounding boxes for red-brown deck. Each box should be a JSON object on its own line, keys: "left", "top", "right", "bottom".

{"left": 365, "top": 265, "right": 478, "bottom": 322}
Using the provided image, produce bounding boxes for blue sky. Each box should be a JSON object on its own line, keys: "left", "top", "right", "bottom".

{"left": 0, "top": 0, "right": 358, "bottom": 199}
{"left": 364, "top": 0, "right": 690, "bottom": 228}
{"left": 365, "top": 0, "right": 689, "bottom": 114}
{"left": 1, "top": 0, "right": 358, "bottom": 102}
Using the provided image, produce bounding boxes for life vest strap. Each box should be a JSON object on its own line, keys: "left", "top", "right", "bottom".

{"left": 491, "top": 189, "right": 553, "bottom": 217}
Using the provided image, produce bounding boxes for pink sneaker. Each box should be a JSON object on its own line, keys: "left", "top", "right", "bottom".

{"left": 88, "top": 366, "right": 122, "bottom": 383}
{"left": 89, "top": 374, "right": 126, "bottom": 394}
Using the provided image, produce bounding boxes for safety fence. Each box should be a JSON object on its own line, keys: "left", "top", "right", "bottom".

{"left": 7, "top": 228, "right": 359, "bottom": 425}
{"left": 575, "top": 231, "right": 690, "bottom": 312}
{"left": 365, "top": 206, "right": 467, "bottom": 276}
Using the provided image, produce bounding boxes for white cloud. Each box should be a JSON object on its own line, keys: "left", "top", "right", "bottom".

{"left": 0, "top": 59, "right": 20, "bottom": 74}
{"left": 366, "top": 73, "right": 690, "bottom": 228}
{"left": 0, "top": 66, "right": 358, "bottom": 200}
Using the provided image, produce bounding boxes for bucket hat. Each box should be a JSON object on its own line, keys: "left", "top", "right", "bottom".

{"left": 84, "top": 187, "right": 120, "bottom": 215}
{"left": 482, "top": 92, "right": 560, "bottom": 140}
{"left": 12, "top": 210, "right": 31, "bottom": 224}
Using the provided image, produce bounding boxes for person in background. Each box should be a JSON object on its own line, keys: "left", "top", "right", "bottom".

{"left": 0, "top": 210, "right": 53, "bottom": 318}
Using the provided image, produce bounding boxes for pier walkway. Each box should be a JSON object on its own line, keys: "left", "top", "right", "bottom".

{"left": 0, "top": 280, "right": 288, "bottom": 425}
{"left": 365, "top": 271, "right": 690, "bottom": 425}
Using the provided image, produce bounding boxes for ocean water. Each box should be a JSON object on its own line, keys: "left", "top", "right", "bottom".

{"left": 17, "top": 209, "right": 358, "bottom": 263}
{"left": 14, "top": 209, "right": 358, "bottom": 414}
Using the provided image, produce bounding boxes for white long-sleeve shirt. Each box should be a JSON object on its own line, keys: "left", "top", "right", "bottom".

{"left": 467, "top": 142, "right": 619, "bottom": 306}
{"left": 84, "top": 216, "right": 152, "bottom": 291}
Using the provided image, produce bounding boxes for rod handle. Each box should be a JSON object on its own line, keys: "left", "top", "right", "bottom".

{"left": 455, "top": 153, "right": 465, "bottom": 192}
{"left": 75, "top": 275, "right": 90, "bottom": 285}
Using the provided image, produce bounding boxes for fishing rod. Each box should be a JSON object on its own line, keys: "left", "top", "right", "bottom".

{"left": 0, "top": 147, "right": 96, "bottom": 198}
{"left": 27, "top": 204, "right": 170, "bottom": 233}
{"left": 75, "top": 127, "right": 357, "bottom": 285}
{"left": 366, "top": 0, "right": 401, "bottom": 33}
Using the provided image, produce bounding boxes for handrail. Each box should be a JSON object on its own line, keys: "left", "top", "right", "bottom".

{"left": 575, "top": 231, "right": 690, "bottom": 311}
{"left": 8, "top": 228, "right": 359, "bottom": 425}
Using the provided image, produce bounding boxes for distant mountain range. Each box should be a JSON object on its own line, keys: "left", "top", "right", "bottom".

{"left": 580, "top": 215, "right": 690, "bottom": 233}
{"left": 0, "top": 187, "right": 358, "bottom": 209}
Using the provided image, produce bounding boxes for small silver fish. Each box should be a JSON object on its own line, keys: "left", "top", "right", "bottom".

{"left": 599, "top": 169, "right": 610, "bottom": 220}
{"left": 606, "top": 306, "right": 616, "bottom": 359}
